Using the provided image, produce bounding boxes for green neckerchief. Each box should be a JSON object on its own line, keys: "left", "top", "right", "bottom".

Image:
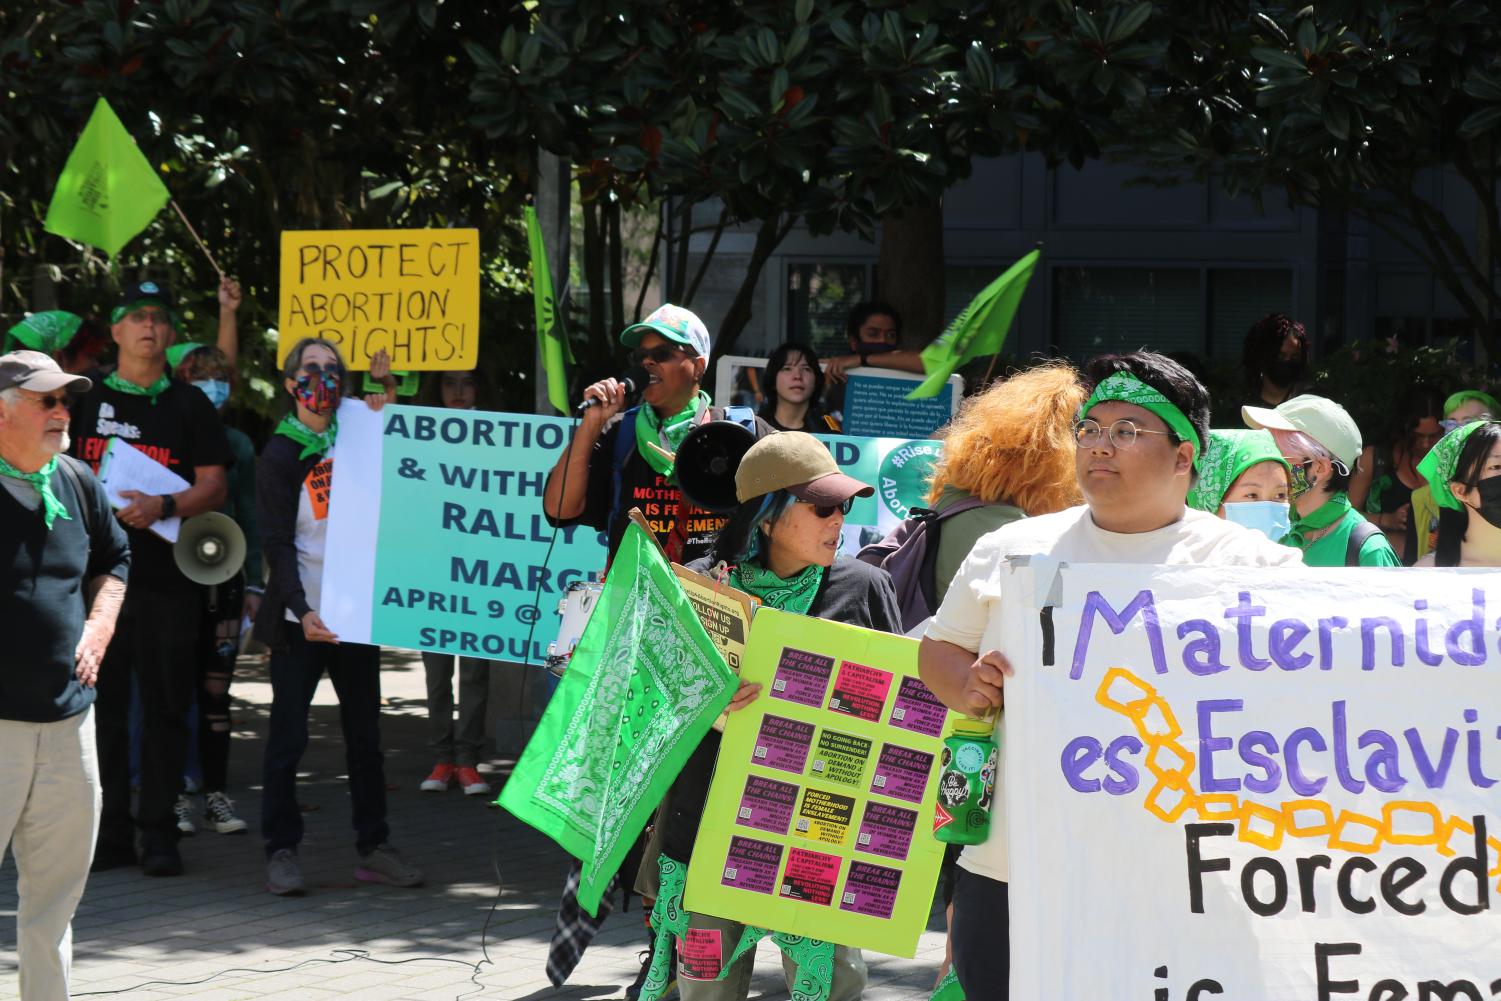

{"left": 635, "top": 390, "right": 709, "bottom": 478}
{"left": 730, "top": 560, "right": 825, "bottom": 616}
{"left": 641, "top": 856, "right": 835, "bottom": 1001}
{"left": 104, "top": 371, "right": 171, "bottom": 405}
{"left": 1417, "top": 419, "right": 1497, "bottom": 511}
{"left": 0, "top": 454, "right": 70, "bottom": 530}
{"left": 1083, "top": 371, "right": 1202, "bottom": 470}
{"left": 1284, "top": 492, "right": 1351, "bottom": 548}
{"left": 1186, "top": 429, "right": 1289, "bottom": 513}
{"left": 274, "top": 413, "right": 338, "bottom": 460}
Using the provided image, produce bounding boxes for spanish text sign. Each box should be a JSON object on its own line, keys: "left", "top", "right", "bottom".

{"left": 320, "top": 402, "right": 607, "bottom": 662}
{"left": 278, "top": 228, "right": 479, "bottom": 370}
{"left": 1004, "top": 562, "right": 1501, "bottom": 999}
{"left": 685, "top": 608, "right": 951, "bottom": 956}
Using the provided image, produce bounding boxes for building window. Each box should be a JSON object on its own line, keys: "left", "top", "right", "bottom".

{"left": 1053, "top": 267, "right": 1201, "bottom": 359}
{"left": 786, "top": 263, "right": 867, "bottom": 356}
{"left": 1208, "top": 269, "right": 1295, "bottom": 358}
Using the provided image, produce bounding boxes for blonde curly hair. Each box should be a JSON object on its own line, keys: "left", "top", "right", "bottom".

{"left": 926, "top": 361, "right": 1085, "bottom": 514}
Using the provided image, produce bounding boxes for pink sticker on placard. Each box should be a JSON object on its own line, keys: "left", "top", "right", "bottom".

{"left": 722, "top": 835, "right": 782, "bottom": 894}
{"left": 840, "top": 860, "right": 901, "bottom": 919}
{"left": 828, "top": 661, "right": 894, "bottom": 722}
{"left": 870, "top": 742, "right": 934, "bottom": 804}
{"left": 752, "top": 715, "right": 815, "bottom": 774}
{"left": 771, "top": 647, "right": 834, "bottom": 707}
{"left": 779, "top": 847, "right": 842, "bottom": 906}
{"left": 737, "top": 775, "right": 799, "bottom": 835}
{"left": 856, "top": 801, "right": 917, "bottom": 861}
{"left": 677, "top": 928, "right": 723, "bottom": 981}
{"left": 889, "top": 676, "right": 947, "bottom": 738}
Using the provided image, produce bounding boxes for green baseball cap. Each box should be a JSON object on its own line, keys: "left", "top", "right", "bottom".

{"left": 620, "top": 303, "right": 712, "bottom": 358}
{"left": 1244, "top": 394, "right": 1362, "bottom": 469}
{"left": 166, "top": 341, "right": 207, "bottom": 369}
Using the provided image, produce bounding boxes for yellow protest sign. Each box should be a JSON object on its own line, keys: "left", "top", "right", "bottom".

{"left": 278, "top": 229, "right": 479, "bottom": 371}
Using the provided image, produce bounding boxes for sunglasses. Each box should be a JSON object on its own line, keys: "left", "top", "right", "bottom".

{"left": 809, "top": 498, "right": 855, "bottom": 518}
{"left": 299, "top": 362, "right": 342, "bottom": 377}
{"left": 25, "top": 392, "right": 75, "bottom": 411}
{"left": 630, "top": 344, "right": 688, "bottom": 366}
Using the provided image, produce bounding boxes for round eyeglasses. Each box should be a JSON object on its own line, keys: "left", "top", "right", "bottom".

{"left": 1072, "top": 418, "right": 1179, "bottom": 450}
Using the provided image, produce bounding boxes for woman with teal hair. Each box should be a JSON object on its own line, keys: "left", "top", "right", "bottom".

{"left": 1185, "top": 429, "right": 1294, "bottom": 543}
{"left": 1414, "top": 419, "right": 1501, "bottom": 567}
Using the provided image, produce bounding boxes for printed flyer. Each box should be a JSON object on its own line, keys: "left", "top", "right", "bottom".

{"left": 684, "top": 607, "right": 952, "bottom": 956}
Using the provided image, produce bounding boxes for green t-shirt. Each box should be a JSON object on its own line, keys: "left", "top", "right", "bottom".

{"left": 1294, "top": 496, "right": 1402, "bottom": 568}
{"left": 932, "top": 484, "right": 1026, "bottom": 604}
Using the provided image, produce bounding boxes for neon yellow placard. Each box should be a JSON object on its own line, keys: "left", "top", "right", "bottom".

{"left": 278, "top": 229, "right": 479, "bottom": 371}
{"left": 683, "top": 607, "right": 952, "bottom": 957}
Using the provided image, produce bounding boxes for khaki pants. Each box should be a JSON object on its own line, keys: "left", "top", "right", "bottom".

{"left": 0, "top": 708, "right": 101, "bottom": 1001}
{"left": 675, "top": 910, "right": 867, "bottom": 1001}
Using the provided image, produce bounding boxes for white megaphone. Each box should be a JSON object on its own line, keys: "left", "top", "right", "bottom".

{"left": 173, "top": 512, "right": 247, "bottom": 586}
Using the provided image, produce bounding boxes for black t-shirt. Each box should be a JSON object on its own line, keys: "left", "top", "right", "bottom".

{"left": 70, "top": 380, "right": 232, "bottom": 588}
{"left": 659, "top": 556, "right": 903, "bottom": 863}
{"left": 546, "top": 408, "right": 753, "bottom": 566}
{"left": 0, "top": 457, "right": 131, "bottom": 722}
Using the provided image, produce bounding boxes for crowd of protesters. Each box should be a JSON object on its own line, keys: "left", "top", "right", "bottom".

{"left": 4, "top": 273, "right": 1500, "bottom": 1001}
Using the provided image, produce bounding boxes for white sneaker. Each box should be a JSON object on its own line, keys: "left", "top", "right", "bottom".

{"left": 173, "top": 794, "right": 197, "bottom": 836}
{"left": 204, "top": 791, "right": 248, "bottom": 834}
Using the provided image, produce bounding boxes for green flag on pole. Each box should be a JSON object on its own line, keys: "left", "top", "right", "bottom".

{"left": 906, "top": 248, "right": 1040, "bottom": 400}
{"left": 498, "top": 523, "right": 736, "bottom": 915}
{"left": 526, "top": 204, "right": 574, "bottom": 415}
{"left": 43, "top": 98, "right": 169, "bottom": 257}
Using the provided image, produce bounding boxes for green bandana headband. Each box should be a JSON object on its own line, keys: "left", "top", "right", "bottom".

{"left": 1186, "top": 429, "right": 1289, "bottom": 513}
{"left": 1083, "top": 371, "right": 1202, "bottom": 470}
{"left": 0, "top": 455, "right": 71, "bottom": 530}
{"left": 274, "top": 413, "right": 338, "bottom": 460}
{"left": 1417, "top": 420, "right": 1496, "bottom": 511}
{"left": 104, "top": 371, "right": 171, "bottom": 404}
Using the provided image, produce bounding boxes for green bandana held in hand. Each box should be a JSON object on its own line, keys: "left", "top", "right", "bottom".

{"left": 0, "top": 454, "right": 71, "bottom": 530}
{"left": 104, "top": 371, "right": 171, "bottom": 405}
{"left": 274, "top": 413, "right": 338, "bottom": 460}
{"left": 1187, "top": 429, "right": 1289, "bottom": 513}
{"left": 730, "top": 560, "right": 825, "bottom": 616}
{"left": 1082, "top": 371, "right": 1202, "bottom": 470}
{"left": 1417, "top": 420, "right": 1498, "bottom": 510}
{"left": 635, "top": 390, "right": 709, "bottom": 479}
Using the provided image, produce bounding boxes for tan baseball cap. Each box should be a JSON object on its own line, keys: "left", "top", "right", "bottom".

{"left": 1243, "top": 394, "right": 1362, "bottom": 468}
{"left": 0, "top": 350, "right": 92, "bottom": 395}
{"left": 734, "top": 431, "right": 874, "bottom": 506}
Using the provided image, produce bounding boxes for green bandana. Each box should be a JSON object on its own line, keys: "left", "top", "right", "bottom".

{"left": 104, "top": 371, "right": 171, "bottom": 404}
{"left": 730, "top": 560, "right": 825, "bottom": 616}
{"left": 1417, "top": 420, "right": 1496, "bottom": 511}
{"left": 1284, "top": 492, "right": 1350, "bottom": 548}
{"left": 274, "top": 413, "right": 338, "bottom": 460}
{"left": 0, "top": 454, "right": 70, "bottom": 530}
{"left": 634, "top": 390, "right": 709, "bottom": 478}
{"left": 1186, "top": 429, "right": 1289, "bottom": 513}
{"left": 1083, "top": 371, "right": 1202, "bottom": 470}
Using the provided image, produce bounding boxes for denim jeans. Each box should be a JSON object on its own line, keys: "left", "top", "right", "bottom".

{"left": 261, "top": 632, "right": 388, "bottom": 856}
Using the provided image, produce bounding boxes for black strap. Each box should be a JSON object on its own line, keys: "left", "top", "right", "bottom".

{"left": 1344, "top": 518, "right": 1382, "bottom": 566}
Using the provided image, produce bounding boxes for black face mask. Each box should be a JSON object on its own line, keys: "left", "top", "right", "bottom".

{"left": 1472, "top": 478, "right": 1501, "bottom": 530}
{"left": 1265, "top": 357, "right": 1304, "bottom": 387}
{"left": 857, "top": 340, "right": 897, "bottom": 356}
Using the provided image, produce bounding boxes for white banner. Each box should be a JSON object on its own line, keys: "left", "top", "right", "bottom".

{"left": 1004, "top": 562, "right": 1501, "bottom": 1000}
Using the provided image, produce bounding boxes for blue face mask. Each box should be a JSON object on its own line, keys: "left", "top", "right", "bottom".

{"left": 192, "top": 379, "right": 230, "bottom": 408}
{"left": 1223, "top": 500, "right": 1292, "bottom": 542}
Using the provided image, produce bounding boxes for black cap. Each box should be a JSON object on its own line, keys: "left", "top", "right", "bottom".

{"left": 114, "top": 279, "right": 175, "bottom": 316}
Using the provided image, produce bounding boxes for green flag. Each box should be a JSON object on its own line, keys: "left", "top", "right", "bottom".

{"left": 43, "top": 98, "right": 169, "bottom": 257}
{"left": 906, "top": 249, "right": 1040, "bottom": 400}
{"left": 526, "top": 205, "right": 574, "bottom": 415}
{"left": 498, "top": 523, "right": 736, "bottom": 915}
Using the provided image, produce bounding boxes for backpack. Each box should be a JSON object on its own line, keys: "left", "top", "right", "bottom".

{"left": 856, "top": 496, "right": 991, "bottom": 633}
{"left": 1344, "top": 518, "right": 1382, "bottom": 567}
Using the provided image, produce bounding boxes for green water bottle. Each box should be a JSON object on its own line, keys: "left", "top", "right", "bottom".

{"left": 933, "top": 716, "right": 997, "bottom": 845}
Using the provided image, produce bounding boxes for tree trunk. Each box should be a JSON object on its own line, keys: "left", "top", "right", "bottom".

{"left": 581, "top": 198, "right": 607, "bottom": 350}
{"left": 875, "top": 198, "right": 946, "bottom": 344}
{"left": 607, "top": 195, "right": 625, "bottom": 337}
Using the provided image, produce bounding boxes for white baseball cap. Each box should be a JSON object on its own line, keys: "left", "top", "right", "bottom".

{"left": 1243, "top": 394, "right": 1362, "bottom": 468}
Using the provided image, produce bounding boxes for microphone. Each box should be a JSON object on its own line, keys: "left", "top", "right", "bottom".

{"left": 578, "top": 366, "right": 650, "bottom": 411}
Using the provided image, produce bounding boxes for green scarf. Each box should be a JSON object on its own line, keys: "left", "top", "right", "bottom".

{"left": 1082, "top": 371, "right": 1202, "bottom": 470}
{"left": 0, "top": 454, "right": 70, "bottom": 530}
{"left": 1186, "top": 429, "right": 1289, "bottom": 513}
{"left": 274, "top": 413, "right": 338, "bottom": 460}
{"left": 635, "top": 390, "right": 709, "bottom": 478}
{"left": 641, "top": 856, "right": 835, "bottom": 1001}
{"left": 730, "top": 560, "right": 825, "bottom": 616}
{"left": 104, "top": 371, "right": 171, "bottom": 404}
{"left": 1284, "top": 492, "right": 1351, "bottom": 548}
{"left": 1416, "top": 420, "right": 1497, "bottom": 511}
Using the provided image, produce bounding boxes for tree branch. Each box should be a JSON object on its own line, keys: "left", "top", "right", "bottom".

{"left": 683, "top": 207, "right": 729, "bottom": 306}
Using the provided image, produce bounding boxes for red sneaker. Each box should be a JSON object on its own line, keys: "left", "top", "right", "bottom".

{"left": 456, "top": 766, "right": 492, "bottom": 797}
{"left": 420, "top": 763, "right": 456, "bottom": 792}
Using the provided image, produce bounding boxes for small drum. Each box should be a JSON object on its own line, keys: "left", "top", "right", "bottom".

{"left": 545, "top": 581, "right": 603, "bottom": 678}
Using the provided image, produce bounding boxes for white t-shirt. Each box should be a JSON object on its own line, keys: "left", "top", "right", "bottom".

{"left": 924, "top": 504, "right": 1303, "bottom": 883}
{"left": 283, "top": 445, "right": 336, "bottom": 624}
